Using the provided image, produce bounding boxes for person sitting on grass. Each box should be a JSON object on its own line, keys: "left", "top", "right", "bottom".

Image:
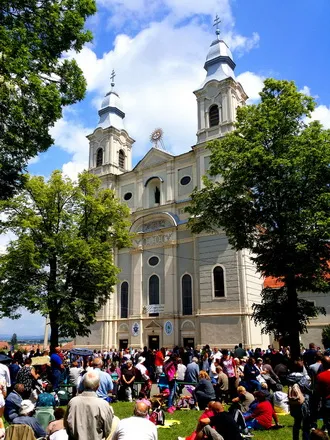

{"left": 47, "top": 407, "right": 68, "bottom": 439}
{"left": 14, "top": 399, "right": 47, "bottom": 439}
{"left": 245, "top": 390, "right": 279, "bottom": 430}
{"left": 178, "top": 401, "right": 216, "bottom": 440}
{"left": 112, "top": 401, "right": 157, "bottom": 440}
{"left": 194, "top": 370, "right": 216, "bottom": 410}
{"left": 36, "top": 383, "right": 56, "bottom": 408}
{"left": 195, "top": 401, "right": 242, "bottom": 440}
{"left": 231, "top": 385, "right": 255, "bottom": 414}
{"left": 272, "top": 383, "right": 289, "bottom": 415}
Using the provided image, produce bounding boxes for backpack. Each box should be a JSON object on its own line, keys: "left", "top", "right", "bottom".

{"left": 231, "top": 408, "right": 249, "bottom": 435}
{"left": 149, "top": 408, "right": 165, "bottom": 426}
{"left": 288, "top": 383, "right": 305, "bottom": 406}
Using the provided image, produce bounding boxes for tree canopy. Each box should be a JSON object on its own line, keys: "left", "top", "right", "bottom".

{"left": 0, "top": 171, "right": 132, "bottom": 348}
{"left": 187, "top": 78, "right": 330, "bottom": 358}
{"left": 0, "top": 0, "right": 96, "bottom": 199}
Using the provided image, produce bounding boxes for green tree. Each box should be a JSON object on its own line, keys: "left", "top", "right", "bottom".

{"left": 322, "top": 325, "right": 330, "bottom": 349}
{"left": 0, "top": 171, "right": 132, "bottom": 349}
{"left": 0, "top": 0, "right": 96, "bottom": 199}
{"left": 252, "top": 287, "right": 325, "bottom": 342}
{"left": 10, "top": 332, "right": 17, "bottom": 347}
{"left": 187, "top": 78, "right": 330, "bottom": 359}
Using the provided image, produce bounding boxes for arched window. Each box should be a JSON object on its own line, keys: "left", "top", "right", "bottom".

{"left": 120, "top": 282, "right": 128, "bottom": 318}
{"left": 96, "top": 148, "right": 103, "bottom": 167}
{"left": 182, "top": 274, "right": 192, "bottom": 315}
{"left": 145, "top": 176, "right": 163, "bottom": 207}
{"left": 149, "top": 275, "right": 159, "bottom": 317}
{"left": 209, "top": 105, "right": 219, "bottom": 127}
{"left": 213, "top": 266, "right": 225, "bottom": 297}
{"left": 118, "top": 150, "right": 125, "bottom": 169}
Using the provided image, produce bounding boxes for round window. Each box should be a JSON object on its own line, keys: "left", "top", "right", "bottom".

{"left": 148, "top": 256, "right": 159, "bottom": 266}
{"left": 180, "top": 176, "right": 191, "bottom": 186}
{"left": 124, "top": 192, "right": 132, "bottom": 201}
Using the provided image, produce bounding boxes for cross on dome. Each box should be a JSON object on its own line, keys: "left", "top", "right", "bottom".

{"left": 213, "top": 14, "right": 221, "bottom": 40}
{"left": 110, "top": 69, "right": 116, "bottom": 88}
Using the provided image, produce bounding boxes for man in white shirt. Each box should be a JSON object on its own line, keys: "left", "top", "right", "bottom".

{"left": 210, "top": 347, "right": 222, "bottom": 363}
{"left": 0, "top": 363, "right": 11, "bottom": 391}
{"left": 112, "top": 402, "right": 157, "bottom": 440}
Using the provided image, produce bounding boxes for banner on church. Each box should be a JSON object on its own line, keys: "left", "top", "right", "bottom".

{"left": 143, "top": 304, "right": 165, "bottom": 313}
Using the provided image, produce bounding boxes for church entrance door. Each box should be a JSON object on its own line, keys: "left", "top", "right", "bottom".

{"left": 183, "top": 337, "right": 195, "bottom": 348}
{"left": 148, "top": 335, "right": 159, "bottom": 351}
{"left": 119, "top": 339, "right": 128, "bottom": 350}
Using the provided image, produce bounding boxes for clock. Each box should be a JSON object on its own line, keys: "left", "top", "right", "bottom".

{"left": 150, "top": 128, "right": 163, "bottom": 144}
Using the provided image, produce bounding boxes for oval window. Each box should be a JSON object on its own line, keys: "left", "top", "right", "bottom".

{"left": 124, "top": 192, "right": 132, "bottom": 201}
{"left": 148, "top": 256, "right": 159, "bottom": 267}
{"left": 180, "top": 176, "right": 191, "bottom": 186}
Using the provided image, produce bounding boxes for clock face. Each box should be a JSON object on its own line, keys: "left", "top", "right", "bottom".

{"left": 152, "top": 130, "right": 161, "bottom": 140}
{"left": 150, "top": 128, "right": 163, "bottom": 143}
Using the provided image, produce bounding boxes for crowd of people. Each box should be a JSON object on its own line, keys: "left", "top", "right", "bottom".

{"left": 0, "top": 342, "right": 328, "bottom": 439}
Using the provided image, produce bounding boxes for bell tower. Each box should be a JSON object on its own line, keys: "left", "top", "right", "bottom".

{"left": 87, "top": 70, "right": 135, "bottom": 176}
{"left": 194, "top": 16, "right": 248, "bottom": 144}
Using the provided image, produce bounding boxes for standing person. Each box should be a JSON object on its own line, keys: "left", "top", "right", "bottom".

{"left": 220, "top": 349, "right": 237, "bottom": 399}
{"left": 303, "top": 343, "right": 317, "bottom": 368}
{"left": 316, "top": 356, "right": 330, "bottom": 434}
{"left": 201, "top": 353, "right": 210, "bottom": 374}
{"left": 121, "top": 360, "right": 136, "bottom": 402}
{"left": 210, "top": 347, "right": 222, "bottom": 363}
{"left": 0, "top": 361, "right": 11, "bottom": 394}
{"left": 16, "top": 358, "right": 39, "bottom": 395}
{"left": 65, "top": 370, "right": 113, "bottom": 440}
{"left": 287, "top": 361, "right": 312, "bottom": 440}
{"left": 8, "top": 358, "right": 20, "bottom": 390}
{"left": 184, "top": 357, "right": 200, "bottom": 383}
{"left": 69, "top": 361, "right": 82, "bottom": 397}
{"left": 163, "top": 353, "right": 178, "bottom": 413}
{"left": 135, "top": 357, "right": 152, "bottom": 397}
{"left": 154, "top": 348, "right": 165, "bottom": 380}
{"left": 112, "top": 401, "right": 157, "bottom": 440}
{"left": 79, "top": 358, "right": 113, "bottom": 402}
{"left": 107, "top": 362, "right": 121, "bottom": 401}
{"left": 233, "top": 343, "right": 247, "bottom": 360}
{"left": 50, "top": 347, "right": 64, "bottom": 392}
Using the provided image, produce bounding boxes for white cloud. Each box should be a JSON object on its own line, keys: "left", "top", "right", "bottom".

{"left": 237, "top": 71, "right": 265, "bottom": 104}
{"left": 300, "top": 85, "right": 311, "bottom": 96}
{"left": 49, "top": 114, "right": 93, "bottom": 180}
{"left": 309, "top": 105, "right": 330, "bottom": 129}
{"left": 0, "top": 231, "right": 16, "bottom": 255}
{"left": 63, "top": 12, "right": 259, "bottom": 162}
{"left": 97, "top": 0, "right": 234, "bottom": 29}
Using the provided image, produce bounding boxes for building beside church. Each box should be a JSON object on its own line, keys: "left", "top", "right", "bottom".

{"left": 74, "top": 27, "right": 273, "bottom": 351}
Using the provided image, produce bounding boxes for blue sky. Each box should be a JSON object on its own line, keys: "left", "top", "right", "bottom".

{"left": 1, "top": 0, "right": 330, "bottom": 337}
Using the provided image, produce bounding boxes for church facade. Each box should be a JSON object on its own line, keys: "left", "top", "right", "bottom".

{"left": 75, "top": 31, "right": 272, "bottom": 350}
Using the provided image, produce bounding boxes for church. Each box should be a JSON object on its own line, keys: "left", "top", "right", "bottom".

{"left": 74, "top": 24, "right": 328, "bottom": 351}
{"left": 74, "top": 25, "right": 273, "bottom": 351}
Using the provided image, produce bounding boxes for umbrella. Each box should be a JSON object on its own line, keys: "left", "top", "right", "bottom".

{"left": 0, "top": 353, "right": 12, "bottom": 363}
{"left": 70, "top": 348, "right": 93, "bottom": 357}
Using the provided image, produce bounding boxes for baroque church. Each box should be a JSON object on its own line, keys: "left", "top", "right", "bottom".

{"left": 75, "top": 26, "right": 328, "bottom": 350}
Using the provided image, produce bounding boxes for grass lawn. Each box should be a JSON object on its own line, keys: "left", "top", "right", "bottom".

{"left": 112, "top": 401, "right": 294, "bottom": 440}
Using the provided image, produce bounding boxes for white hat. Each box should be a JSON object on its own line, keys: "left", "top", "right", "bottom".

{"left": 20, "top": 399, "right": 35, "bottom": 415}
{"left": 138, "top": 356, "right": 146, "bottom": 364}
